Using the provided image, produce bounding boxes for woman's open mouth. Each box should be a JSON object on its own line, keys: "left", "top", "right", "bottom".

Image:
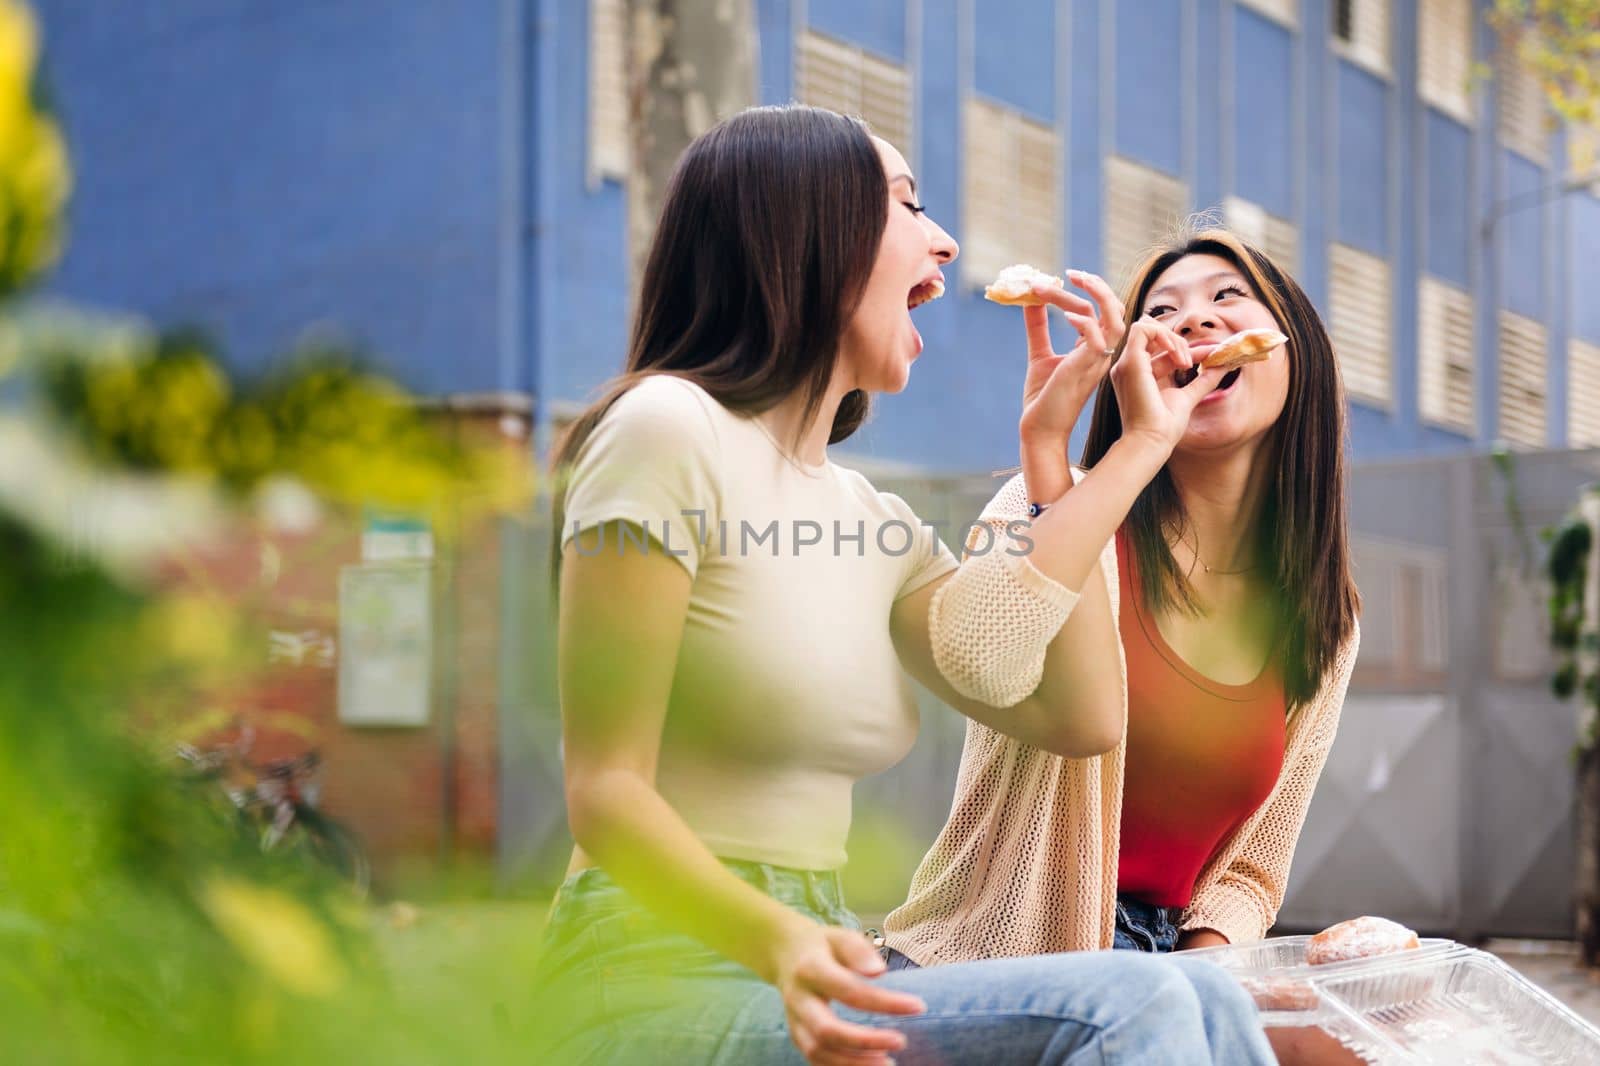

{"left": 1175, "top": 366, "right": 1243, "bottom": 392}
{"left": 908, "top": 277, "right": 945, "bottom": 310}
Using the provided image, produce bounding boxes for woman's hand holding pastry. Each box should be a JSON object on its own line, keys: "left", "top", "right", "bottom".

{"left": 1110, "top": 318, "right": 1219, "bottom": 454}
{"left": 1017, "top": 269, "right": 1129, "bottom": 442}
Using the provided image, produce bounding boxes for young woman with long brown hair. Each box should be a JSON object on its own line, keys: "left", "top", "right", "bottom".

{"left": 884, "top": 229, "right": 1360, "bottom": 965}
{"left": 534, "top": 107, "right": 1275, "bottom": 1065}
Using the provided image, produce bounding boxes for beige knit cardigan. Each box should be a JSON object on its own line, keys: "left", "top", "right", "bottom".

{"left": 884, "top": 472, "right": 1360, "bottom": 962}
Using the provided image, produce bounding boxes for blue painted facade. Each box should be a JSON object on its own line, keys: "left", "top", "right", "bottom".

{"left": 30, "top": 0, "right": 1599, "bottom": 472}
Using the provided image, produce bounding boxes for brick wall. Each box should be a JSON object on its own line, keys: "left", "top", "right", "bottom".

{"left": 178, "top": 403, "right": 531, "bottom": 892}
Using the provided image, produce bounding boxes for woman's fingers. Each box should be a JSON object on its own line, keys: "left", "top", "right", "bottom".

{"left": 1059, "top": 311, "right": 1109, "bottom": 358}
{"left": 1137, "top": 317, "right": 1192, "bottom": 369}
{"left": 1030, "top": 284, "right": 1097, "bottom": 319}
{"left": 1112, "top": 320, "right": 1155, "bottom": 378}
{"left": 812, "top": 942, "right": 926, "bottom": 1016}
{"left": 1168, "top": 365, "right": 1226, "bottom": 412}
{"left": 827, "top": 974, "right": 927, "bottom": 1017}
{"left": 1066, "top": 270, "right": 1127, "bottom": 340}
{"left": 1067, "top": 268, "right": 1120, "bottom": 309}
{"left": 791, "top": 995, "right": 909, "bottom": 1053}
{"left": 1148, "top": 350, "right": 1189, "bottom": 381}
{"left": 812, "top": 1052, "right": 894, "bottom": 1066}
{"left": 827, "top": 927, "right": 891, "bottom": 976}
{"left": 1023, "top": 304, "right": 1054, "bottom": 361}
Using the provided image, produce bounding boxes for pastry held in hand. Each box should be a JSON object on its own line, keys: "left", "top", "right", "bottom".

{"left": 1199, "top": 327, "right": 1287, "bottom": 371}
{"left": 984, "top": 264, "right": 1064, "bottom": 307}
{"left": 1305, "top": 916, "right": 1420, "bottom": 966}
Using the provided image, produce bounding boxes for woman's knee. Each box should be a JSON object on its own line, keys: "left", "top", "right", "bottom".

{"left": 1055, "top": 951, "right": 1208, "bottom": 1030}
{"left": 1164, "top": 954, "right": 1256, "bottom": 1014}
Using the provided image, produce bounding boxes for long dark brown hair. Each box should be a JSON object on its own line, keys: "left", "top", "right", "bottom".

{"left": 549, "top": 105, "right": 886, "bottom": 580}
{"left": 1082, "top": 228, "right": 1359, "bottom": 708}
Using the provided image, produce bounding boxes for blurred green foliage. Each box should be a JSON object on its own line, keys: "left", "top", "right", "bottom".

{"left": 0, "top": 3, "right": 544, "bottom": 1061}
{"left": 1490, "top": 1, "right": 1600, "bottom": 138}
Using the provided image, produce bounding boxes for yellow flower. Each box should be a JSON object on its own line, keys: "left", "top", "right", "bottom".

{"left": 200, "top": 875, "right": 348, "bottom": 998}
{"left": 0, "top": 1, "right": 38, "bottom": 100}
{"left": 145, "top": 594, "right": 236, "bottom": 668}
{"left": 17, "top": 115, "right": 70, "bottom": 212}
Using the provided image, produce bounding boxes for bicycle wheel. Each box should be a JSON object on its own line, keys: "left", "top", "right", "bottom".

{"left": 292, "top": 805, "right": 372, "bottom": 897}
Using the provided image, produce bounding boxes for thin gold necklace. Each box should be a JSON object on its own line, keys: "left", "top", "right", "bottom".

{"left": 1179, "top": 528, "right": 1259, "bottom": 576}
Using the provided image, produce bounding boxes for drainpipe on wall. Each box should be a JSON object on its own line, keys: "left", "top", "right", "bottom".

{"left": 1580, "top": 484, "right": 1600, "bottom": 742}
{"left": 416, "top": 393, "right": 535, "bottom": 870}
{"left": 494, "top": 0, "right": 541, "bottom": 886}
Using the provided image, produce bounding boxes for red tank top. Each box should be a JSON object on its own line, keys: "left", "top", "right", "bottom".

{"left": 1115, "top": 530, "right": 1287, "bottom": 908}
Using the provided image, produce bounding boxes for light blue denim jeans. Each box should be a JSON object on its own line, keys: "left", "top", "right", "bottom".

{"left": 1112, "top": 895, "right": 1184, "bottom": 953}
{"left": 531, "top": 860, "right": 1274, "bottom": 1064}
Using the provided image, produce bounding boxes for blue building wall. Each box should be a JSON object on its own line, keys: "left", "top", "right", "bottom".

{"left": 1233, "top": 11, "right": 1296, "bottom": 220}
{"left": 29, "top": 0, "right": 1596, "bottom": 473}
{"left": 1575, "top": 195, "right": 1600, "bottom": 345}
{"left": 35, "top": 0, "right": 517, "bottom": 397}
{"left": 1425, "top": 113, "right": 1473, "bottom": 288}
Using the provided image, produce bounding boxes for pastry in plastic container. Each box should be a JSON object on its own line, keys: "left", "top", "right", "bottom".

{"left": 1306, "top": 916, "right": 1422, "bottom": 967}
{"left": 1183, "top": 932, "right": 1459, "bottom": 979}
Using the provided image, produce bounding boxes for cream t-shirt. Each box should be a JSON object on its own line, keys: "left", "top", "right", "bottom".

{"left": 560, "top": 375, "right": 959, "bottom": 870}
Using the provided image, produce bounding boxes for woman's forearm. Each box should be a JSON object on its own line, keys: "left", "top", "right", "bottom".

{"left": 921, "top": 434, "right": 1167, "bottom": 728}
{"left": 1020, "top": 430, "right": 1074, "bottom": 509}
{"left": 1019, "top": 434, "right": 1169, "bottom": 593}
{"left": 565, "top": 766, "right": 810, "bottom": 981}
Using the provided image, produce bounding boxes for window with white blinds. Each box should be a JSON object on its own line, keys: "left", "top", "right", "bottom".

{"left": 1332, "top": 0, "right": 1391, "bottom": 76}
{"left": 588, "top": 0, "right": 629, "bottom": 183}
{"left": 1328, "top": 242, "right": 1393, "bottom": 406}
{"left": 1104, "top": 156, "right": 1188, "bottom": 291}
{"left": 796, "top": 30, "right": 913, "bottom": 162}
{"left": 1570, "top": 338, "right": 1600, "bottom": 447}
{"left": 1498, "top": 50, "right": 1549, "bottom": 164}
{"left": 1418, "top": 0, "right": 1474, "bottom": 124}
{"left": 1222, "top": 196, "right": 1300, "bottom": 273}
{"left": 1350, "top": 535, "right": 1449, "bottom": 685}
{"left": 1237, "top": 0, "right": 1298, "bottom": 28}
{"left": 1497, "top": 310, "right": 1547, "bottom": 448}
{"left": 1417, "top": 276, "right": 1474, "bottom": 433}
{"left": 961, "top": 97, "right": 1061, "bottom": 291}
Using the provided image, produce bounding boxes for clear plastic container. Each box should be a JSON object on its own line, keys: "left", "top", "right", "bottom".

{"left": 1310, "top": 948, "right": 1600, "bottom": 1064}
{"left": 1185, "top": 934, "right": 1463, "bottom": 978}
{"left": 1256, "top": 999, "right": 1395, "bottom": 1065}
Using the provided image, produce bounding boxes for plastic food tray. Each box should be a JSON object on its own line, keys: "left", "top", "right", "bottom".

{"left": 1308, "top": 949, "right": 1600, "bottom": 1065}
{"left": 1185, "top": 935, "right": 1464, "bottom": 979}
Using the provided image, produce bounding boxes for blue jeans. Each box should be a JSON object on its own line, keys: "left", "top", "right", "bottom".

{"left": 532, "top": 860, "right": 1274, "bottom": 1064}
{"left": 1112, "top": 895, "right": 1183, "bottom": 953}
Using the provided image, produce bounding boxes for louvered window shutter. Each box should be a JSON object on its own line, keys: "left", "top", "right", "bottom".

{"left": 1333, "top": 0, "right": 1392, "bottom": 76}
{"left": 1418, "top": 0, "right": 1474, "bottom": 124}
{"left": 1328, "top": 243, "right": 1394, "bottom": 406}
{"left": 1568, "top": 338, "right": 1600, "bottom": 447}
{"left": 1238, "top": 0, "right": 1299, "bottom": 28}
{"left": 1417, "top": 276, "right": 1474, "bottom": 432}
{"left": 588, "top": 0, "right": 629, "bottom": 183}
{"left": 961, "top": 98, "right": 1061, "bottom": 288}
{"left": 1223, "top": 196, "right": 1300, "bottom": 273}
{"left": 796, "top": 31, "right": 913, "bottom": 162}
{"left": 1498, "top": 51, "right": 1549, "bottom": 164}
{"left": 1497, "top": 310, "right": 1548, "bottom": 448}
{"left": 1104, "top": 156, "right": 1188, "bottom": 293}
